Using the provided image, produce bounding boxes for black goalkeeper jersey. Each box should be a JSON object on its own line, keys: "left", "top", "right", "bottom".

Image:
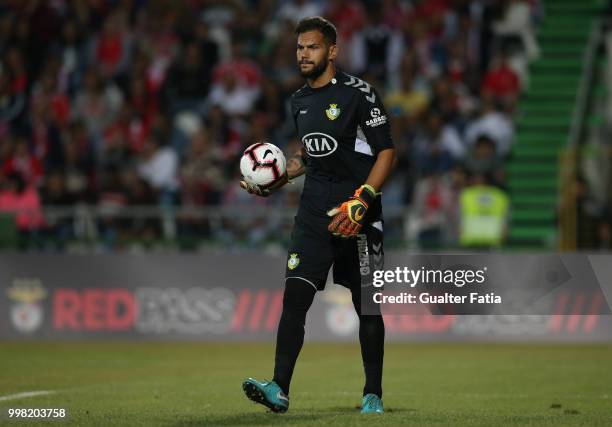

{"left": 290, "top": 70, "right": 394, "bottom": 222}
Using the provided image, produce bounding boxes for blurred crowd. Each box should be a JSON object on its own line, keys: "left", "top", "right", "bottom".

{"left": 0, "top": 0, "right": 542, "bottom": 249}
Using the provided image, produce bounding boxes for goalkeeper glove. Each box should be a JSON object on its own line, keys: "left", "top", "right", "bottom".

{"left": 327, "top": 184, "right": 379, "bottom": 237}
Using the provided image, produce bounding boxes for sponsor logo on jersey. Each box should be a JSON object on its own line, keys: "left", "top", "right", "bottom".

{"left": 325, "top": 104, "right": 341, "bottom": 120}
{"left": 365, "top": 107, "right": 387, "bottom": 127}
{"left": 302, "top": 132, "right": 338, "bottom": 157}
{"left": 288, "top": 253, "right": 300, "bottom": 270}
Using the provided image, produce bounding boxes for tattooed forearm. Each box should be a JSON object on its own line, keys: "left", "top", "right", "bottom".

{"left": 287, "top": 151, "right": 307, "bottom": 180}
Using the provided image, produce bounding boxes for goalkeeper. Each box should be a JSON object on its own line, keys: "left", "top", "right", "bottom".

{"left": 240, "top": 16, "right": 395, "bottom": 414}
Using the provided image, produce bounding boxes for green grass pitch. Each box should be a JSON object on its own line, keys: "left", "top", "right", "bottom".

{"left": 1, "top": 342, "right": 611, "bottom": 426}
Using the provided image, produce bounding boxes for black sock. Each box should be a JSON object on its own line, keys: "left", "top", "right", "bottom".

{"left": 360, "top": 314, "right": 385, "bottom": 398}
{"left": 272, "top": 278, "right": 316, "bottom": 395}
{"left": 352, "top": 289, "right": 385, "bottom": 398}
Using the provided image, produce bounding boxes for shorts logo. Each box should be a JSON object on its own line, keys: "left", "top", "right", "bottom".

{"left": 302, "top": 132, "right": 338, "bottom": 157}
{"left": 357, "top": 234, "right": 370, "bottom": 276}
{"left": 325, "top": 104, "right": 341, "bottom": 120}
{"left": 288, "top": 253, "right": 300, "bottom": 270}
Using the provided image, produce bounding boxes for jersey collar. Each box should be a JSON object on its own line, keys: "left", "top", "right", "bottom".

{"left": 304, "top": 69, "right": 343, "bottom": 92}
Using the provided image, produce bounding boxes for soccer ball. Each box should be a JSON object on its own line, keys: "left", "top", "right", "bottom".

{"left": 240, "top": 142, "right": 286, "bottom": 188}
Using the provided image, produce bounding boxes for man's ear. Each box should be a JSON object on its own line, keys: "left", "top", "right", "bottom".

{"left": 328, "top": 44, "right": 337, "bottom": 61}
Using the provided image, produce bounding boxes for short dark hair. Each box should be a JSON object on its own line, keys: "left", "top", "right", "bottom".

{"left": 475, "top": 135, "right": 496, "bottom": 148}
{"left": 295, "top": 16, "right": 337, "bottom": 46}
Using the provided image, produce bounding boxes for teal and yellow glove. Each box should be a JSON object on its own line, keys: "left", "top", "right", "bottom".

{"left": 327, "top": 184, "right": 379, "bottom": 237}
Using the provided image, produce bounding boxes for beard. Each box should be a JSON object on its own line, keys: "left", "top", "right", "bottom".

{"left": 299, "top": 56, "right": 329, "bottom": 79}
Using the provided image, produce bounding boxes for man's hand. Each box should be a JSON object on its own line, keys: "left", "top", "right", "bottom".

{"left": 240, "top": 173, "right": 289, "bottom": 197}
{"left": 327, "top": 184, "right": 378, "bottom": 237}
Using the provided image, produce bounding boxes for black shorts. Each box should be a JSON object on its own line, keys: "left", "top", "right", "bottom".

{"left": 284, "top": 209, "right": 384, "bottom": 292}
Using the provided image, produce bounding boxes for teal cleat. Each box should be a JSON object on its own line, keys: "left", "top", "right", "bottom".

{"left": 361, "top": 393, "right": 384, "bottom": 414}
{"left": 242, "top": 378, "right": 289, "bottom": 413}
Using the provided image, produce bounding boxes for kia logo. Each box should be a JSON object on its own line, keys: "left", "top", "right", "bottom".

{"left": 302, "top": 132, "right": 338, "bottom": 157}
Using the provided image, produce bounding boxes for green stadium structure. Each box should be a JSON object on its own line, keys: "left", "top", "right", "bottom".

{"left": 507, "top": 0, "right": 605, "bottom": 249}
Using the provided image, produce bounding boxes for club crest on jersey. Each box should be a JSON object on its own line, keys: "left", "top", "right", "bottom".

{"left": 325, "top": 104, "right": 341, "bottom": 120}
{"left": 288, "top": 253, "right": 300, "bottom": 270}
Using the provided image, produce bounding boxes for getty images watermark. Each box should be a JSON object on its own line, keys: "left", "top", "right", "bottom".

{"left": 360, "top": 255, "right": 612, "bottom": 316}
{"left": 371, "top": 266, "right": 501, "bottom": 304}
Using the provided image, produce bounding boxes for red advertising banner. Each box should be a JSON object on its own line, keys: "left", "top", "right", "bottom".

{"left": 1, "top": 253, "right": 611, "bottom": 341}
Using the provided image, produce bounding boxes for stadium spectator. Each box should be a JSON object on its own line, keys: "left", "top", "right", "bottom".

{"left": 209, "top": 40, "right": 262, "bottom": 117}
{"left": 220, "top": 172, "right": 274, "bottom": 246}
{"left": 349, "top": 0, "right": 403, "bottom": 82}
{"left": 208, "top": 72, "right": 260, "bottom": 117}
{"left": 162, "top": 42, "right": 212, "bottom": 115}
{"left": 268, "top": 22, "right": 304, "bottom": 96}
{"left": 459, "top": 173, "right": 509, "bottom": 248}
{"left": 62, "top": 121, "right": 93, "bottom": 203}
{"left": 0, "top": 172, "right": 44, "bottom": 234}
{"left": 89, "top": 10, "right": 131, "bottom": 79}
{"left": 180, "top": 128, "right": 226, "bottom": 207}
{"left": 131, "top": 8, "right": 181, "bottom": 97}
{"left": 0, "top": 0, "right": 544, "bottom": 249}
{"left": 5, "top": 46, "right": 28, "bottom": 95}
{"left": 569, "top": 175, "right": 610, "bottom": 249}
{"left": 96, "top": 167, "right": 128, "bottom": 249}
{"left": 492, "top": 0, "right": 540, "bottom": 61}
{"left": 445, "top": 38, "right": 479, "bottom": 93}
{"left": 72, "top": 67, "right": 123, "bottom": 148}
{"left": 429, "top": 73, "right": 469, "bottom": 128}
{"left": 381, "top": 0, "right": 410, "bottom": 31}
{"left": 385, "top": 49, "right": 430, "bottom": 115}
{"left": 481, "top": 49, "right": 520, "bottom": 111}
{"left": 0, "top": 65, "right": 26, "bottom": 129}
{"left": 463, "top": 135, "right": 506, "bottom": 187}
{"left": 122, "top": 168, "right": 161, "bottom": 244}
{"left": 53, "top": 19, "right": 87, "bottom": 96}
{"left": 464, "top": 98, "right": 514, "bottom": 156}
{"left": 404, "top": 19, "right": 447, "bottom": 80}
{"left": 411, "top": 171, "right": 455, "bottom": 249}
{"left": 325, "top": 0, "right": 365, "bottom": 67}
{"left": 30, "top": 63, "right": 71, "bottom": 129}
{"left": 137, "top": 133, "right": 179, "bottom": 206}
{"left": 41, "top": 170, "right": 75, "bottom": 247}
{"left": 404, "top": 0, "right": 451, "bottom": 44}
{"left": 2, "top": 137, "right": 43, "bottom": 187}
{"left": 414, "top": 110, "right": 465, "bottom": 176}
{"left": 42, "top": 170, "right": 73, "bottom": 206}
{"left": 277, "top": 0, "right": 323, "bottom": 24}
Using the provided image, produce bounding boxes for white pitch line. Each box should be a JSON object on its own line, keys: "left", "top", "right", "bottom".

{"left": 0, "top": 390, "right": 56, "bottom": 402}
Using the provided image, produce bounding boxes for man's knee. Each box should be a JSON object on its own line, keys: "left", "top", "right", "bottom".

{"left": 350, "top": 286, "right": 383, "bottom": 316}
{"left": 283, "top": 277, "right": 317, "bottom": 314}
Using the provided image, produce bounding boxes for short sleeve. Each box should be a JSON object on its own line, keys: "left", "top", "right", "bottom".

{"left": 357, "top": 86, "right": 394, "bottom": 155}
